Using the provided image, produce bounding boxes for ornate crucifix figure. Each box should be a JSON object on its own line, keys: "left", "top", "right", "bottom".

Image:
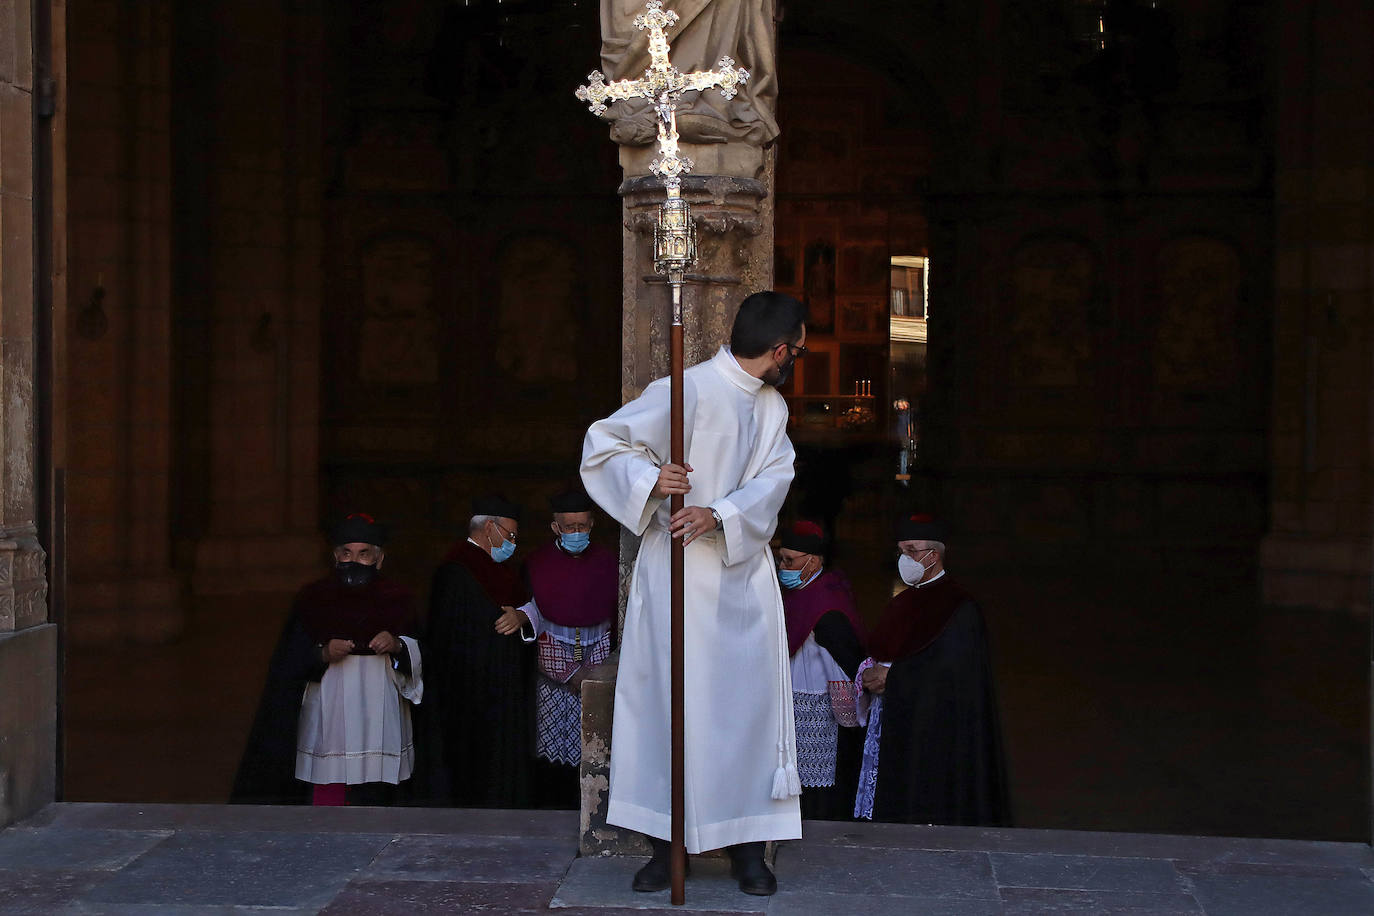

{"left": 576, "top": 2, "right": 751, "bottom": 905}
{"left": 578, "top": 0, "right": 750, "bottom": 315}
{"left": 577, "top": 0, "right": 749, "bottom": 190}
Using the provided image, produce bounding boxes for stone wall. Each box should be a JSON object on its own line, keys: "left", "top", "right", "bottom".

{"left": 0, "top": 0, "right": 55, "bottom": 826}
{"left": 769, "top": 2, "right": 1274, "bottom": 583}
{"left": 63, "top": 0, "right": 181, "bottom": 643}
{"left": 1260, "top": 0, "right": 1374, "bottom": 611}
{"left": 317, "top": 0, "right": 624, "bottom": 591}
{"left": 177, "top": 0, "right": 327, "bottom": 595}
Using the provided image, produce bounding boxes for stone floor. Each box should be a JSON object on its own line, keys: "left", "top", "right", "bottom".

{"left": 2, "top": 804, "right": 1372, "bottom": 914}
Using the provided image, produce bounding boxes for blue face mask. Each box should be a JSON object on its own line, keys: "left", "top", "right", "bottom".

{"left": 491, "top": 538, "right": 517, "bottom": 563}
{"left": 559, "top": 531, "right": 591, "bottom": 554}
{"left": 778, "top": 567, "right": 805, "bottom": 589}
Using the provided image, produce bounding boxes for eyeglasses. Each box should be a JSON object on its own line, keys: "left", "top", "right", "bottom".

{"left": 494, "top": 520, "right": 518, "bottom": 543}
{"left": 777, "top": 342, "right": 807, "bottom": 359}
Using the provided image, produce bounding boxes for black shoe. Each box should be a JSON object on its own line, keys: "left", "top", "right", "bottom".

{"left": 632, "top": 855, "right": 670, "bottom": 893}
{"left": 727, "top": 843, "right": 777, "bottom": 896}
{"left": 631, "top": 838, "right": 689, "bottom": 892}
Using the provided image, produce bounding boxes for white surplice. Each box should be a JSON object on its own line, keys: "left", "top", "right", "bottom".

{"left": 581, "top": 345, "right": 802, "bottom": 853}
{"left": 295, "top": 636, "right": 423, "bottom": 786}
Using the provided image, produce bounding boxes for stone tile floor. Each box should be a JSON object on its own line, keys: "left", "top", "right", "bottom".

{"left": 1, "top": 804, "right": 1371, "bottom": 914}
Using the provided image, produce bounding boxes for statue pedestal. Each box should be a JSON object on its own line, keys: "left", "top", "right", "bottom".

{"left": 578, "top": 659, "right": 648, "bottom": 857}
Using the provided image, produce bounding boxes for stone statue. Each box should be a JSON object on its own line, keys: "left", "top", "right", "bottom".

{"left": 596, "top": 0, "right": 779, "bottom": 147}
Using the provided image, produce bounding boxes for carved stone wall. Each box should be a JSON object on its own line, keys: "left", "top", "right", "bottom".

{"left": 0, "top": 535, "right": 48, "bottom": 632}
{"left": 619, "top": 167, "right": 773, "bottom": 398}
{"left": 0, "top": 0, "right": 55, "bottom": 827}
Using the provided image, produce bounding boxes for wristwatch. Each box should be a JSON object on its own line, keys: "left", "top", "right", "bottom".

{"left": 709, "top": 507, "right": 723, "bottom": 530}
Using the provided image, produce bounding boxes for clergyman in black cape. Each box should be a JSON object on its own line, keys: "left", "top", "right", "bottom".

{"left": 231, "top": 513, "right": 419, "bottom": 806}
{"left": 854, "top": 513, "right": 1011, "bottom": 826}
{"left": 419, "top": 495, "right": 537, "bottom": 807}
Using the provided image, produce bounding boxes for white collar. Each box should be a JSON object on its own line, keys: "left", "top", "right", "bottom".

{"left": 916, "top": 569, "right": 946, "bottom": 588}
{"left": 714, "top": 346, "right": 765, "bottom": 393}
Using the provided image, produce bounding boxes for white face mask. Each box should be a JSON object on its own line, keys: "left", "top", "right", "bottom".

{"left": 895, "top": 552, "right": 939, "bottom": 587}
{"left": 898, "top": 550, "right": 935, "bottom": 586}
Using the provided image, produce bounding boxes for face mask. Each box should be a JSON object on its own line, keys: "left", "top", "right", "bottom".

{"left": 559, "top": 531, "right": 591, "bottom": 554}
{"left": 779, "top": 562, "right": 822, "bottom": 590}
{"left": 897, "top": 553, "right": 926, "bottom": 586}
{"left": 491, "top": 538, "right": 517, "bottom": 563}
{"left": 335, "top": 561, "right": 377, "bottom": 588}
{"left": 773, "top": 353, "right": 795, "bottom": 389}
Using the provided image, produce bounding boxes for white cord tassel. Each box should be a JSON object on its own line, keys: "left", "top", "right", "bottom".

{"left": 771, "top": 587, "right": 801, "bottom": 800}
{"left": 771, "top": 742, "right": 792, "bottom": 800}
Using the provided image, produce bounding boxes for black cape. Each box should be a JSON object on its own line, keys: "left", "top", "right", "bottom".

{"left": 230, "top": 611, "right": 326, "bottom": 804}
{"left": 873, "top": 598, "right": 1011, "bottom": 826}
{"left": 417, "top": 548, "right": 536, "bottom": 807}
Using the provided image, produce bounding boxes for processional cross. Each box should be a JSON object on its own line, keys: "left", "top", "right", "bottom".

{"left": 576, "top": 2, "right": 750, "bottom": 905}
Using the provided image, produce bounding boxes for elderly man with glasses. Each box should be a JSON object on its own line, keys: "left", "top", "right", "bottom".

{"left": 493, "top": 486, "right": 618, "bottom": 807}
{"left": 854, "top": 513, "right": 1011, "bottom": 827}
{"left": 424, "top": 494, "right": 537, "bottom": 807}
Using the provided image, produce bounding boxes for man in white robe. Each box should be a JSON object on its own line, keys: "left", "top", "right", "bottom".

{"left": 581, "top": 291, "right": 807, "bottom": 896}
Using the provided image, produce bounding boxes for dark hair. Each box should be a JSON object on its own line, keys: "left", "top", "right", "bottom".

{"left": 729, "top": 291, "right": 806, "bottom": 358}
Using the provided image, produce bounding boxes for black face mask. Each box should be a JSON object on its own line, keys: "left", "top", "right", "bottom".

{"left": 335, "top": 561, "right": 378, "bottom": 588}
{"left": 772, "top": 353, "right": 796, "bottom": 389}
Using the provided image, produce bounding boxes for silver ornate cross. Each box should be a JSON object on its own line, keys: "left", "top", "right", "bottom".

{"left": 577, "top": 1, "right": 749, "bottom": 192}
{"left": 576, "top": 1, "right": 750, "bottom": 299}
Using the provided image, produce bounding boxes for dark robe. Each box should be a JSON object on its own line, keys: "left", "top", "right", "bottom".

{"left": 295, "top": 574, "right": 417, "bottom": 648}
{"left": 230, "top": 573, "right": 416, "bottom": 804}
{"left": 869, "top": 576, "right": 1011, "bottom": 826}
{"left": 420, "top": 539, "right": 535, "bottom": 807}
{"left": 782, "top": 569, "right": 868, "bottom": 821}
{"left": 522, "top": 540, "right": 619, "bottom": 809}
{"left": 231, "top": 612, "right": 325, "bottom": 804}
{"left": 524, "top": 540, "right": 618, "bottom": 627}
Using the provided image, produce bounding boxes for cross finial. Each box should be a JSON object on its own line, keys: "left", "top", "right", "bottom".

{"left": 575, "top": 1, "right": 750, "bottom": 189}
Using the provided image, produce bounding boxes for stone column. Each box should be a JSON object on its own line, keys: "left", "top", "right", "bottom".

{"left": 578, "top": 0, "right": 779, "bottom": 851}
{"left": 1260, "top": 0, "right": 1374, "bottom": 612}
{"left": 617, "top": 147, "right": 775, "bottom": 398}
{"left": 188, "top": 0, "right": 325, "bottom": 594}
{"left": 582, "top": 150, "right": 774, "bottom": 854}
{"left": 0, "top": 0, "right": 56, "bottom": 825}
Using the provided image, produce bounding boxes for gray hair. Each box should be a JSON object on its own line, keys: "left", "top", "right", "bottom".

{"left": 468, "top": 515, "right": 496, "bottom": 535}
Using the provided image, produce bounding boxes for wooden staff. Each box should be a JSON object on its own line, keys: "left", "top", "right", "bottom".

{"left": 669, "top": 283, "right": 685, "bottom": 905}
